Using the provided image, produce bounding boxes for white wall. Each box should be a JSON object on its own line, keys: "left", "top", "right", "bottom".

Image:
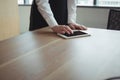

{"left": 76, "top": 7, "right": 109, "bottom": 29}
{"left": 18, "top": 6, "right": 110, "bottom": 33}
{"left": 18, "top": 6, "right": 31, "bottom": 33}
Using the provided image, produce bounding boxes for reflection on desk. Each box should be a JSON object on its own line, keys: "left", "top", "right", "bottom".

{"left": 0, "top": 27, "right": 120, "bottom": 80}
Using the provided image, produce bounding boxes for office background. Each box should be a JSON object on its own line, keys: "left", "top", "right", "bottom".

{"left": 0, "top": 0, "right": 119, "bottom": 41}
{"left": 18, "top": 6, "right": 109, "bottom": 33}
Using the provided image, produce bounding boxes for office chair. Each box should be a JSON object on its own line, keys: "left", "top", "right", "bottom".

{"left": 107, "top": 9, "right": 120, "bottom": 30}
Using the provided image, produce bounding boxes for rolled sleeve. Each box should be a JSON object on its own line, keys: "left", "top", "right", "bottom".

{"left": 35, "top": 0, "right": 58, "bottom": 27}
{"left": 67, "top": 0, "right": 77, "bottom": 24}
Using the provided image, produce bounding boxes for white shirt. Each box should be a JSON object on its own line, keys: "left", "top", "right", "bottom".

{"left": 35, "top": 0, "right": 77, "bottom": 27}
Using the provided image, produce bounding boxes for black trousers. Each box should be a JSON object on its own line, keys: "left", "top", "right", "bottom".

{"left": 29, "top": 0, "right": 68, "bottom": 31}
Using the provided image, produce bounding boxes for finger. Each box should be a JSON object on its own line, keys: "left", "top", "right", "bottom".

{"left": 74, "top": 24, "right": 82, "bottom": 30}
{"left": 52, "top": 26, "right": 64, "bottom": 34}
{"left": 57, "top": 28, "right": 66, "bottom": 34}
{"left": 59, "top": 31, "right": 65, "bottom": 34}
{"left": 81, "top": 25, "right": 87, "bottom": 30}
{"left": 77, "top": 25, "right": 87, "bottom": 30}
{"left": 77, "top": 25, "right": 84, "bottom": 30}
{"left": 76, "top": 25, "right": 86, "bottom": 30}
{"left": 69, "top": 24, "right": 76, "bottom": 30}
{"left": 62, "top": 27, "right": 71, "bottom": 34}
{"left": 64, "top": 26, "right": 73, "bottom": 34}
{"left": 54, "top": 25, "right": 70, "bottom": 34}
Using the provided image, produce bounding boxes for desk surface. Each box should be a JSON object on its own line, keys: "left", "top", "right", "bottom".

{"left": 0, "top": 28, "right": 120, "bottom": 80}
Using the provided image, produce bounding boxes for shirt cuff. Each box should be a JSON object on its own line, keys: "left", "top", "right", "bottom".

{"left": 45, "top": 16, "right": 58, "bottom": 27}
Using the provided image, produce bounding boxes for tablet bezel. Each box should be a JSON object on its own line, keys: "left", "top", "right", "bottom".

{"left": 57, "top": 30, "right": 91, "bottom": 39}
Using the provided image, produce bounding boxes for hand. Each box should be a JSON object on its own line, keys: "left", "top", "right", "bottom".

{"left": 68, "top": 23, "right": 87, "bottom": 30}
{"left": 51, "top": 25, "right": 73, "bottom": 34}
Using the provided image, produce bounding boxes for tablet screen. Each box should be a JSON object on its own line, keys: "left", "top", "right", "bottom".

{"left": 57, "top": 30, "right": 90, "bottom": 39}
{"left": 63, "top": 31, "right": 88, "bottom": 37}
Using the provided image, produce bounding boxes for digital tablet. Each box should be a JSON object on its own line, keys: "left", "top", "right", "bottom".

{"left": 57, "top": 30, "right": 90, "bottom": 39}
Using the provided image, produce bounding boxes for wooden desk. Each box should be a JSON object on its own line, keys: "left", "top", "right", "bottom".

{"left": 0, "top": 28, "right": 120, "bottom": 80}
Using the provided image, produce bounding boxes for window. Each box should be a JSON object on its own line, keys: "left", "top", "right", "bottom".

{"left": 18, "top": 0, "right": 120, "bottom": 7}
{"left": 77, "top": 0, "right": 120, "bottom": 7}
{"left": 96, "top": 0, "right": 120, "bottom": 7}
{"left": 18, "top": 0, "right": 24, "bottom": 4}
{"left": 18, "top": 0, "right": 33, "bottom": 5}
{"left": 77, "top": 0, "right": 94, "bottom": 6}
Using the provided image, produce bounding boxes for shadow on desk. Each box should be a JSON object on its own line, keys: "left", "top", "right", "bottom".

{"left": 105, "top": 76, "right": 120, "bottom": 80}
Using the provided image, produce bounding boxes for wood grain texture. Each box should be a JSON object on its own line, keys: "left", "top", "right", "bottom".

{"left": 0, "top": 28, "right": 120, "bottom": 80}
{"left": 0, "top": 0, "right": 20, "bottom": 41}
